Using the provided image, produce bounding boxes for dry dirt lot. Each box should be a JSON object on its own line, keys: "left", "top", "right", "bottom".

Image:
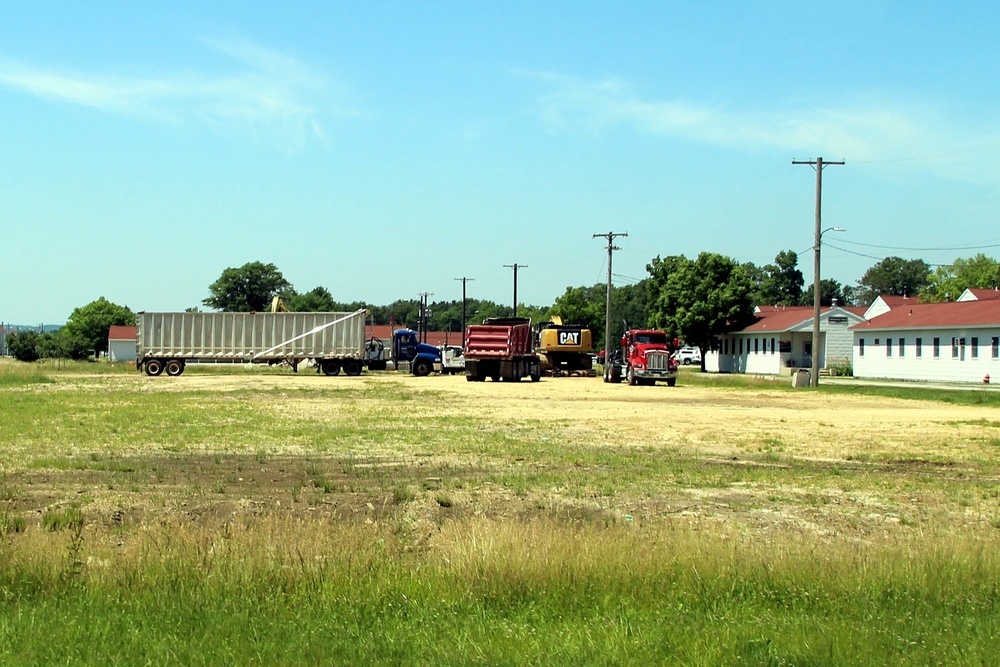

{"left": 6, "top": 370, "right": 1000, "bottom": 543}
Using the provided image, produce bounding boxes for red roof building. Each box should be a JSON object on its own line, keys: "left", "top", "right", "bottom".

{"left": 851, "top": 300, "right": 1000, "bottom": 383}
{"left": 708, "top": 304, "right": 866, "bottom": 375}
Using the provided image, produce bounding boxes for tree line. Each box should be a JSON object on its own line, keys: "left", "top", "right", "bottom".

{"left": 8, "top": 253, "right": 998, "bottom": 363}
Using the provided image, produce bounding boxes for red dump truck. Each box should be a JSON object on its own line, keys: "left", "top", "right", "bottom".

{"left": 464, "top": 317, "right": 541, "bottom": 382}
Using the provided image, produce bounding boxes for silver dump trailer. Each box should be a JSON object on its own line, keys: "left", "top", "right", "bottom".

{"left": 137, "top": 309, "right": 368, "bottom": 377}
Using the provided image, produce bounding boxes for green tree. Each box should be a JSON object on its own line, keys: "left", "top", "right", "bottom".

{"left": 545, "top": 282, "right": 651, "bottom": 352}
{"left": 920, "top": 254, "right": 1000, "bottom": 302}
{"left": 853, "top": 256, "right": 931, "bottom": 307}
{"left": 7, "top": 331, "right": 40, "bottom": 362}
{"left": 616, "top": 281, "right": 652, "bottom": 333}
{"left": 37, "top": 329, "right": 92, "bottom": 360}
{"left": 549, "top": 285, "right": 605, "bottom": 338}
{"left": 62, "top": 297, "right": 135, "bottom": 358}
{"left": 753, "top": 250, "right": 804, "bottom": 306}
{"left": 646, "top": 252, "right": 756, "bottom": 369}
{"left": 284, "top": 286, "right": 337, "bottom": 312}
{"left": 799, "top": 279, "right": 848, "bottom": 307}
{"left": 203, "top": 262, "right": 292, "bottom": 312}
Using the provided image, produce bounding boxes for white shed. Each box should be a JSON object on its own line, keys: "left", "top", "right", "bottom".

{"left": 108, "top": 325, "right": 137, "bottom": 363}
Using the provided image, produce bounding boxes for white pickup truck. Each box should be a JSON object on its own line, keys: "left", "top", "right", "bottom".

{"left": 438, "top": 345, "right": 466, "bottom": 374}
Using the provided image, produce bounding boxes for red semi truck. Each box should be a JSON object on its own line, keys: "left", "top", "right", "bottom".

{"left": 620, "top": 328, "right": 680, "bottom": 387}
{"left": 464, "top": 317, "right": 541, "bottom": 382}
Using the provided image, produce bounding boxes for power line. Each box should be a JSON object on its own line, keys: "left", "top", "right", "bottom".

{"left": 611, "top": 272, "right": 643, "bottom": 284}
{"left": 823, "top": 242, "right": 974, "bottom": 268}
{"left": 834, "top": 239, "right": 1000, "bottom": 252}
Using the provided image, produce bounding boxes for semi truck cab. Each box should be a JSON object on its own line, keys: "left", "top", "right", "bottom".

{"left": 622, "top": 329, "right": 679, "bottom": 387}
{"left": 391, "top": 329, "right": 442, "bottom": 376}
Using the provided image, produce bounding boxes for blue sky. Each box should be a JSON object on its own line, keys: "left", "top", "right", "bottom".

{"left": 3, "top": 2, "right": 999, "bottom": 325}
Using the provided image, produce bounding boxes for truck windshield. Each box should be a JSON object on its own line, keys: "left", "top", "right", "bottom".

{"left": 635, "top": 333, "right": 667, "bottom": 345}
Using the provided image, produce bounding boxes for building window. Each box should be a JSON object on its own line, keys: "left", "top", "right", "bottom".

{"left": 993, "top": 337, "right": 998, "bottom": 359}
{"left": 770, "top": 338, "right": 775, "bottom": 354}
{"left": 887, "top": 338, "right": 892, "bottom": 357}
{"left": 952, "top": 338, "right": 966, "bottom": 359}
{"left": 972, "top": 337, "right": 979, "bottom": 359}
{"left": 933, "top": 337, "right": 940, "bottom": 358}
{"left": 859, "top": 338, "right": 865, "bottom": 357}
{"left": 916, "top": 338, "right": 922, "bottom": 358}
{"left": 723, "top": 338, "right": 728, "bottom": 355}
{"left": 875, "top": 338, "right": 880, "bottom": 345}
{"left": 899, "top": 338, "right": 905, "bottom": 358}
{"left": 754, "top": 338, "right": 759, "bottom": 354}
{"left": 739, "top": 339, "right": 743, "bottom": 355}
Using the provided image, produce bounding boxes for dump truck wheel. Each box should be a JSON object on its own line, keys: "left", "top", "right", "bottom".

{"left": 667, "top": 378, "right": 677, "bottom": 387}
{"left": 322, "top": 360, "right": 341, "bottom": 376}
{"left": 343, "top": 360, "right": 363, "bottom": 376}
{"left": 627, "top": 367, "right": 637, "bottom": 386}
{"left": 164, "top": 359, "right": 185, "bottom": 377}
{"left": 413, "top": 360, "right": 432, "bottom": 377}
{"left": 144, "top": 359, "right": 164, "bottom": 377}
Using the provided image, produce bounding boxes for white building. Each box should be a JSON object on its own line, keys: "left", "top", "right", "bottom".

{"left": 852, "top": 300, "right": 1000, "bottom": 383}
{"left": 107, "top": 325, "right": 137, "bottom": 362}
{"left": 706, "top": 305, "right": 866, "bottom": 375}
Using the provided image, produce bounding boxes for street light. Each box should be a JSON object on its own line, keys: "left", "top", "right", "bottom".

{"left": 811, "top": 225, "right": 845, "bottom": 387}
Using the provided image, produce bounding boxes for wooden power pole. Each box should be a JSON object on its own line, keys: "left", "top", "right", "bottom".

{"left": 593, "top": 231, "right": 627, "bottom": 358}
{"left": 792, "top": 157, "right": 845, "bottom": 387}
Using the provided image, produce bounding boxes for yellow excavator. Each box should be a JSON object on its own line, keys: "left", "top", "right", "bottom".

{"left": 535, "top": 316, "right": 596, "bottom": 377}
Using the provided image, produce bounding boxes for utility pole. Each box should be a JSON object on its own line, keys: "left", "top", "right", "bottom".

{"left": 417, "top": 292, "right": 433, "bottom": 343}
{"left": 792, "top": 157, "right": 845, "bottom": 388}
{"left": 593, "top": 231, "right": 627, "bottom": 358}
{"left": 454, "top": 276, "right": 475, "bottom": 336}
{"left": 503, "top": 264, "right": 526, "bottom": 317}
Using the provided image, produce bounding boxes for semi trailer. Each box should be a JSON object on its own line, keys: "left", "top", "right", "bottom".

{"left": 464, "top": 317, "right": 541, "bottom": 382}
{"left": 137, "top": 310, "right": 449, "bottom": 378}
{"left": 136, "top": 310, "right": 371, "bottom": 377}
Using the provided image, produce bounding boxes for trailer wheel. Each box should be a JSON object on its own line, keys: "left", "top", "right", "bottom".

{"left": 343, "top": 360, "right": 363, "bottom": 376}
{"left": 164, "top": 359, "right": 185, "bottom": 377}
{"left": 144, "top": 359, "right": 164, "bottom": 377}
{"left": 412, "top": 359, "right": 432, "bottom": 377}
{"left": 530, "top": 368, "right": 541, "bottom": 382}
{"left": 627, "top": 367, "right": 637, "bottom": 386}
{"left": 667, "top": 378, "right": 677, "bottom": 387}
{"left": 322, "top": 360, "right": 341, "bottom": 376}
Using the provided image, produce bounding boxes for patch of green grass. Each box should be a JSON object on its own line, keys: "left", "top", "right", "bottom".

{"left": 0, "top": 366, "right": 54, "bottom": 386}
{"left": 823, "top": 383, "right": 1000, "bottom": 407}
{"left": 40, "top": 506, "right": 84, "bottom": 532}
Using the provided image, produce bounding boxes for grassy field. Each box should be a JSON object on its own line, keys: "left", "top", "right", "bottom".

{"left": 0, "top": 359, "right": 998, "bottom": 665}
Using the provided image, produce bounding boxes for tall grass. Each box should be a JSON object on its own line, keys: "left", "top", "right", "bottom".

{"left": 0, "top": 364, "right": 53, "bottom": 387}
{"left": 0, "top": 518, "right": 996, "bottom": 665}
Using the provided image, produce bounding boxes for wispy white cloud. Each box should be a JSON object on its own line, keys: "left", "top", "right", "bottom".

{"left": 518, "top": 70, "right": 1000, "bottom": 185}
{"left": 0, "top": 38, "right": 352, "bottom": 151}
